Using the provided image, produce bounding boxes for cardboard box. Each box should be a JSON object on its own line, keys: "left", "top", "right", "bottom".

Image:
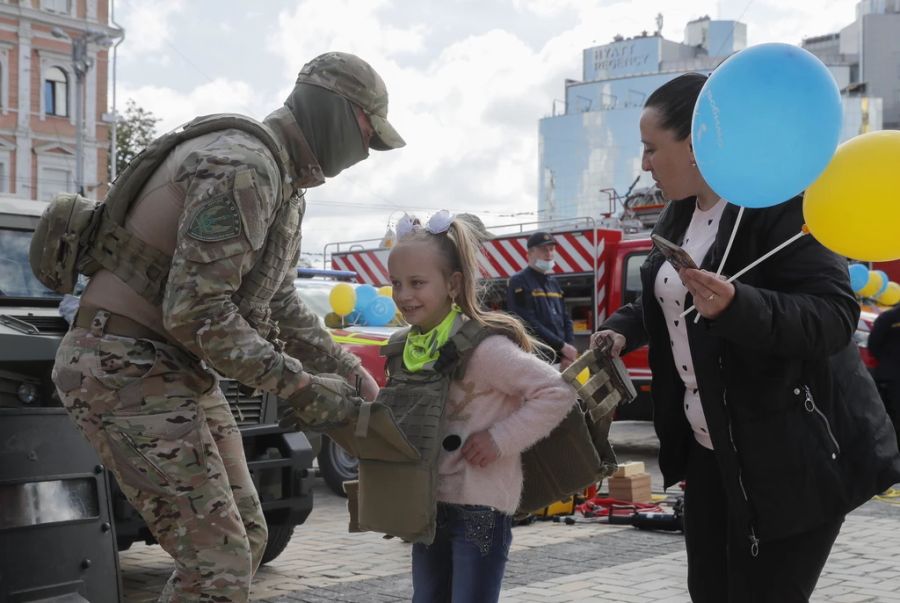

{"left": 613, "top": 462, "right": 646, "bottom": 478}
{"left": 608, "top": 472, "right": 652, "bottom": 503}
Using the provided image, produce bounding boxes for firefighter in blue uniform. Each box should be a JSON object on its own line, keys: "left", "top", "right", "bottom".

{"left": 506, "top": 231, "right": 577, "bottom": 368}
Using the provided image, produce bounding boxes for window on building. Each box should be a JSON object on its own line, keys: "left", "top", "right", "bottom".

{"left": 44, "top": 66, "right": 68, "bottom": 117}
{"left": 41, "top": 0, "right": 71, "bottom": 15}
{"left": 0, "top": 161, "right": 7, "bottom": 193}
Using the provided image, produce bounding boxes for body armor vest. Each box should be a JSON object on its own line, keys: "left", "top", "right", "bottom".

{"left": 338, "top": 320, "right": 615, "bottom": 545}
{"left": 30, "top": 113, "right": 297, "bottom": 344}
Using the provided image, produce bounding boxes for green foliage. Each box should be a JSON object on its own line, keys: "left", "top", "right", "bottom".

{"left": 111, "top": 99, "right": 160, "bottom": 178}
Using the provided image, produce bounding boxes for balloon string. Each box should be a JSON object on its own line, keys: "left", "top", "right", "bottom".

{"left": 693, "top": 205, "right": 744, "bottom": 324}
{"left": 681, "top": 228, "right": 809, "bottom": 318}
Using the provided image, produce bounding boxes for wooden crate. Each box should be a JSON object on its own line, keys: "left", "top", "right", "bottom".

{"left": 612, "top": 461, "right": 646, "bottom": 478}
{"left": 608, "top": 472, "right": 652, "bottom": 503}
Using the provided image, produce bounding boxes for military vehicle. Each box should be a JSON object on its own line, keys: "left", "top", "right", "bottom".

{"left": 0, "top": 197, "right": 314, "bottom": 600}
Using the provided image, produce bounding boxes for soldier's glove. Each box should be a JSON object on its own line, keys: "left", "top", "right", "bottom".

{"left": 279, "top": 373, "right": 363, "bottom": 432}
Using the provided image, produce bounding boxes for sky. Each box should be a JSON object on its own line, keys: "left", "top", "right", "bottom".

{"left": 111, "top": 0, "right": 859, "bottom": 264}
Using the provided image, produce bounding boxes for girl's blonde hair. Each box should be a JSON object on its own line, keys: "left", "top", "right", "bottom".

{"left": 398, "top": 214, "right": 541, "bottom": 353}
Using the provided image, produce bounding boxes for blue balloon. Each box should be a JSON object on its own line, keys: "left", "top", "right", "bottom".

{"left": 849, "top": 264, "right": 869, "bottom": 293}
{"left": 346, "top": 310, "right": 363, "bottom": 325}
{"left": 692, "top": 43, "right": 842, "bottom": 208}
{"left": 362, "top": 296, "right": 397, "bottom": 327}
{"left": 353, "top": 284, "right": 378, "bottom": 313}
{"left": 873, "top": 270, "right": 889, "bottom": 298}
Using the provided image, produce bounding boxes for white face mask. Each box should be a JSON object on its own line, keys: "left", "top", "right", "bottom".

{"left": 534, "top": 259, "right": 555, "bottom": 273}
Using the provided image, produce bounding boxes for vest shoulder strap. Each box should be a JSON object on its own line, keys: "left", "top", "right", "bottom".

{"left": 439, "top": 319, "right": 506, "bottom": 377}
{"left": 106, "top": 113, "right": 289, "bottom": 225}
{"left": 88, "top": 114, "right": 290, "bottom": 305}
{"left": 381, "top": 327, "right": 409, "bottom": 377}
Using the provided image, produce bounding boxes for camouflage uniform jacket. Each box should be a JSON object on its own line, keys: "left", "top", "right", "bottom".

{"left": 161, "top": 106, "right": 359, "bottom": 399}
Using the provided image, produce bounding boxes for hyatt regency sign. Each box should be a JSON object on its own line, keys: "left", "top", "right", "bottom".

{"left": 585, "top": 38, "right": 660, "bottom": 80}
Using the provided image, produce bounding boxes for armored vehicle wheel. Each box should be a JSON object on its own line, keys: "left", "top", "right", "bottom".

{"left": 260, "top": 521, "right": 294, "bottom": 565}
{"left": 318, "top": 435, "right": 358, "bottom": 497}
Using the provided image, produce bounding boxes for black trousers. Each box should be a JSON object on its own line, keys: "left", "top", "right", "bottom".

{"left": 876, "top": 379, "right": 900, "bottom": 448}
{"left": 684, "top": 440, "right": 843, "bottom": 603}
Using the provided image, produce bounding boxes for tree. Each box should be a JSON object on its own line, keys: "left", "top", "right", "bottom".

{"left": 111, "top": 99, "right": 160, "bottom": 179}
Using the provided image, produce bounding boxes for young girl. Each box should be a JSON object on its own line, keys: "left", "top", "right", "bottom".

{"left": 387, "top": 211, "right": 575, "bottom": 602}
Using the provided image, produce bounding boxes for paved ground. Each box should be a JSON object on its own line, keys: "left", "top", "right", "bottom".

{"left": 120, "top": 422, "right": 900, "bottom": 602}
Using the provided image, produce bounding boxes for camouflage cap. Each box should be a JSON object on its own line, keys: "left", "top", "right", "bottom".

{"left": 296, "top": 52, "right": 405, "bottom": 151}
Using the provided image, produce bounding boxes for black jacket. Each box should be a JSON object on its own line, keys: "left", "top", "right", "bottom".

{"left": 603, "top": 197, "right": 900, "bottom": 549}
{"left": 507, "top": 267, "right": 574, "bottom": 353}
{"left": 870, "top": 304, "right": 900, "bottom": 384}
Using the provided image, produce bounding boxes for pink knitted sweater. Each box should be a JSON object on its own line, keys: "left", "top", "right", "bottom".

{"left": 435, "top": 335, "right": 576, "bottom": 514}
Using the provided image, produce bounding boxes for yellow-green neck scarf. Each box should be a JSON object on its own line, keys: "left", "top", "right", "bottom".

{"left": 403, "top": 308, "right": 460, "bottom": 372}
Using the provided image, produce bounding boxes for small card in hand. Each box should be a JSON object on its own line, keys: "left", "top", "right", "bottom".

{"left": 651, "top": 234, "right": 698, "bottom": 271}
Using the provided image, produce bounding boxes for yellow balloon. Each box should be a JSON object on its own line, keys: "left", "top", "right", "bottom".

{"left": 329, "top": 283, "right": 356, "bottom": 316}
{"left": 804, "top": 131, "right": 900, "bottom": 262}
{"left": 858, "top": 271, "right": 883, "bottom": 298}
{"left": 877, "top": 282, "right": 900, "bottom": 306}
{"left": 377, "top": 285, "right": 393, "bottom": 298}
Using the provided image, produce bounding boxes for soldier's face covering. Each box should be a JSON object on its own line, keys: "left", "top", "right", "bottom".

{"left": 285, "top": 83, "right": 369, "bottom": 178}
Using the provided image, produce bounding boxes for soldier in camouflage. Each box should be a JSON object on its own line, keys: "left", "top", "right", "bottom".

{"left": 51, "top": 52, "right": 404, "bottom": 602}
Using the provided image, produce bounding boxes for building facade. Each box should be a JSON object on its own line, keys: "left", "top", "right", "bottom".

{"left": 0, "top": 0, "right": 121, "bottom": 201}
{"left": 803, "top": 0, "right": 900, "bottom": 130}
{"left": 539, "top": 4, "right": 893, "bottom": 223}
{"left": 538, "top": 17, "right": 745, "bottom": 223}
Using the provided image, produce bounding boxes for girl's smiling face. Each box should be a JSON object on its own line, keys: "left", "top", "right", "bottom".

{"left": 388, "top": 240, "right": 460, "bottom": 331}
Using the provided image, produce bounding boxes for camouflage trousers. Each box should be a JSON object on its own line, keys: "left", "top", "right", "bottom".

{"left": 52, "top": 311, "right": 267, "bottom": 602}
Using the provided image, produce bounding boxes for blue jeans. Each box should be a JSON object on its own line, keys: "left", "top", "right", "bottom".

{"left": 412, "top": 503, "right": 513, "bottom": 603}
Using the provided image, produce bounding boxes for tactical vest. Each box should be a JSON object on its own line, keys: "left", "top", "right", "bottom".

{"left": 338, "top": 320, "right": 615, "bottom": 545}
{"left": 30, "top": 113, "right": 297, "bottom": 343}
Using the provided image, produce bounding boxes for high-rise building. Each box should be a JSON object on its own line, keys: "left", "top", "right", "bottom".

{"left": 0, "top": 0, "right": 122, "bottom": 201}
{"left": 803, "top": 0, "right": 900, "bottom": 131}
{"left": 538, "top": 16, "right": 744, "bottom": 224}
{"left": 539, "top": 4, "right": 893, "bottom": 223}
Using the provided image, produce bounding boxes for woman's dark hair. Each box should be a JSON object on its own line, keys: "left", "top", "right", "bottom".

{"left": 644, "top": 73, "right": 708, "bottom": 141}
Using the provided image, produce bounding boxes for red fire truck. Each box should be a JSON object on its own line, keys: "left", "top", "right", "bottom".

{"left": 325, "top": 195, "right": 900, "bottom": 418}
{"left": 328, "top": 218, "right": 655, "bottom": 420}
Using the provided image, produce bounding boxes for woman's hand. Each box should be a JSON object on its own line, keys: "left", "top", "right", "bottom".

{"left": 462, "top": 430, "right": 500, "bottom": 467}
{"left": 590, "top": 330, "right": 626, "bottom": 356}
{"left": 560, "top": 343, "right": 578, "bottom": 369}
{"left": 679, "top": 268, "right": 735, "bottom": 319}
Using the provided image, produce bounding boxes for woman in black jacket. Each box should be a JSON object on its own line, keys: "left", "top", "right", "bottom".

{"left": 594, "top": 73, "right": 900, "bottom": 602}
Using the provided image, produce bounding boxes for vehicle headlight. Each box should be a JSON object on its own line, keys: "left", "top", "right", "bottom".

{"left": 17, "top": 383, "right": 39, "bottom": 404}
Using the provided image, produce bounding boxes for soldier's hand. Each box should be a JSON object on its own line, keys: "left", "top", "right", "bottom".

{"left": 590, "top": 330, "right": 626, "bottom": 357}
{"left": 279, "top": 373, "right": 363, "bottom": 432}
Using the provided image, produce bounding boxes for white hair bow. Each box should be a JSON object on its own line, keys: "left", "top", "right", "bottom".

{"left": 396, "top": 210, "right": 455, "bottom": 240}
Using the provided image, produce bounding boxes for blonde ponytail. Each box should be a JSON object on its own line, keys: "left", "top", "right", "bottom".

{"left": 401, "top": 214, "right": 544, "bottom": 353}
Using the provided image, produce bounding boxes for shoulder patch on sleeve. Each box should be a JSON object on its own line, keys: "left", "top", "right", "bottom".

{"left": 187, "top": 193, "right": 242, "bottom": 242}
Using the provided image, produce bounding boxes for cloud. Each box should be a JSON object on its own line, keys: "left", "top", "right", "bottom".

{"left": 118, "top": 78, "right": 261, "bottom": 134}
{"left": 262, "top": 3, "right": 561, "bottom": 254}
{"left": 114, "top": 0, "right": 864, "bottom": 259}
{"left": 731, "top": 0, "right": 857, "bottom": 44}
{"left": 266, "top": 0, "right": 428, "bottom": 79}
{"left": 115, "top": 0, "right": 184, "bottom": 58}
